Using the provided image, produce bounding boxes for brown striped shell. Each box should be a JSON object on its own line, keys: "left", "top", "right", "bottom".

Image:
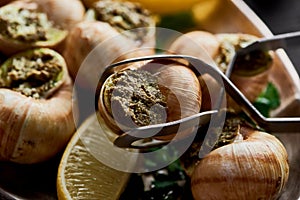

{"left": 97, "top": 60, "right": 202, "bottom": 140}
{"left": 0, "top": 48, "right": 77, "bottom": 164}
{"left": 63, "top": 20, "right": 155, "bottom": 89}
{"left": 191, "top": 126, "right": 289, "bottom": 200}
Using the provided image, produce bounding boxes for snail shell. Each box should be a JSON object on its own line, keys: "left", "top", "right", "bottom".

{"left": 63, "top": 0, "right": 156, "bottom": 88}
{"left": 168, "top": 31, "right": 272, "bottom": 112}
{"left": 63, "top": 21, "right": 154, "bottom": 88}
{"left": 168, "top": 31, "right": 220, "bottom": 111}
{"left": 32, "top": 0, "right": 86, "bottom": 31}
{"left": 0, "top": 0, "right": 68, "bottom": 55}
{"left": 98, "top": 60, "right": 202, "bottom": 140}
{"left": 216, "top": 33, "right": 272, "bottom": 111}
{"left": 140, "top": 60, "right": 202, "bottom": 122}
{"left": 63, "top": 21, "right": 155, "bottom": 88}
{"left": 0, "top": 48, "right": 77, "bottom": 164}
{"left": 168, "top": 31, "right": 220, "bottom": 66}
{"left": 191, "top": 126, "right": 289, "bottom": 200}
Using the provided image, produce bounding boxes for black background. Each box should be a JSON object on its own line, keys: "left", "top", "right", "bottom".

{"left": 243, "top": 0, "right": 300, "bottom": 74}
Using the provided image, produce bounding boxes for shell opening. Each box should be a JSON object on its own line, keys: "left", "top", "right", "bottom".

{"left": 215, "top": 34, "right": 273, "bottom": 76}
{"left": 102, "top": 69, "right": 167, "bottom": 128}
{"left": 0, "top": 3, "right": 62, "bottom": 42}
{"left": 212, "top": 117, "right": 241, "bottom": 149}
{"left": 0, "top": 49, "right": 64, "bottom": 99}
{"left": 91, "top": 0, "right": 153, "bottom": 42}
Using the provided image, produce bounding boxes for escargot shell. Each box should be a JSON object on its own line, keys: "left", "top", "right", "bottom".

{"left": 98, "top": 59, "right": 202, "bottom": 140}
{"left": 191, "top": 126, "right": 289, "bottom": 200}
{"left": 0, "top": 48, "right": 77, "bottom": 164}
{"left": 63, "top": 0, "right": 156, "bottom": 88}
{"left": 0, "top": 0, "right": 68, "bottom": 55}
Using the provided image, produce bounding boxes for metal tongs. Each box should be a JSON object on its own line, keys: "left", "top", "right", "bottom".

{"left": 96, "top": 31, "right": 300, "bottom": 149}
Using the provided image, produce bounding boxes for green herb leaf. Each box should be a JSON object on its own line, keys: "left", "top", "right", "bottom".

{"left": 253, "top": 82, "right": 280, "bottom": 117}
{"left": 158, "top": 11, "right": 196, "bottom": 31}
{"left": 152, "top": 180, "right": 178, "bottom": 189}
{"left": 167, "top": 159, "right": 182, "bottom": 173}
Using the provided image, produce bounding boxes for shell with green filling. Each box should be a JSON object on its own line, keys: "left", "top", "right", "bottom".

{"left": 0, "top": 1, "right": 67, "bottom": 55}
{"left": 0, "top": 48, "right": 76, "bottom": 164}
{"left": 97, "top": 60, "right": 202, "bottom": 141}
{"left": 90, "top": 0, "right": 155, "bottom": 44}
{"left": 63, "top": 0, "right": 156, "bottom": 88}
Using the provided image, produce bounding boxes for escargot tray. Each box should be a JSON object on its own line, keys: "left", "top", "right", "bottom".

{"left": 0, "top": 0, "right": 300, "bottom": 200}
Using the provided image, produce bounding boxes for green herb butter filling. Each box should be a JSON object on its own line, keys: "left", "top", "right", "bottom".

{"left": 212, "top": 115, "right": 242, "bottom": 149}
{"left": 0, "top": 50, "right": 63, "bottom": 99}
{"left": 103, "top": 69, "right": 167, "bottom": 127}
{"left": 93, "top": 0, "right": 153, "bottom": 42}
{"left": 180, "top": 112, "right": 243, "bottom": 177}
{"left": 0, "top": 5, "right": 56, "bottom": 42}
{"left": 215, "top": 34, "right": 273, "bottom": 76}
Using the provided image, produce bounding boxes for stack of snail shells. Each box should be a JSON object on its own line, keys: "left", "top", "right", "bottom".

{"left": 0, "top": 0, "right": 86, "bottom": 163}
{"left": 0, "top": 0, "right": 158, "bottom": 163}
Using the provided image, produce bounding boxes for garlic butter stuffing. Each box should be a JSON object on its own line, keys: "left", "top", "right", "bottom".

{"left": 98, "top": 60, "right": 202, "bottom": 139}
{"left": 102, "top": 69, "right": 167, "bottom": 128}
{"left": 0, "top": 5, "right": 51, "bottom": 42}
{"left": 0, "top": 50, "right": 63, "bottom": 98}
{"left": 0, "top": 0, "right": 67, "bottom": 55}
{"left": 215, "top": 33, "right": 273, "bottom": 75}
{"left": 90, "top": 0, "right": 154, "bottom": 44}
{"left": 63, "top": 0, "right": 155, "bottom": 87}
{"left": 0, "top": 48, "right": 76, "bottom": 164}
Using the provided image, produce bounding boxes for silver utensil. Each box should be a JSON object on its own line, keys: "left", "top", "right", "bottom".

{"left": 227, "top": 30, "right": 300, "bottom": 76}
{"left": 96, "top": 32, "right": 300, "bottom": 149}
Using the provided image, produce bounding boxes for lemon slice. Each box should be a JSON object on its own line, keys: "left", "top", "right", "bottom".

{"left": 57, "top": 114, "right": 137, "bottom": 200}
